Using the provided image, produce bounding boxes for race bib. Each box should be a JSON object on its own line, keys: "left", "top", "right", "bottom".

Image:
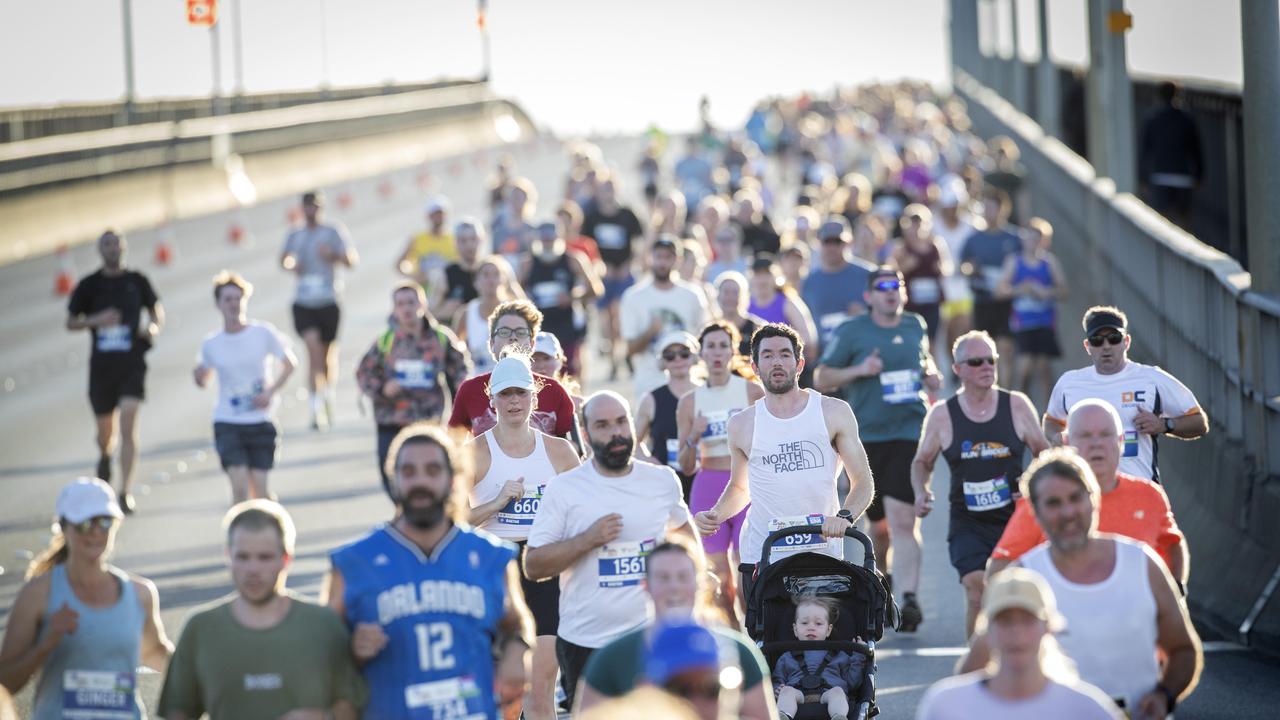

{"left": 95, "top": 326, "right": 132, "bottom": 353}
{"left": 979, "top": 266, "right": 1005, "bottom": 293}
{"left": 819, "top": 312, "right": 848, "bottom": 343}
{"left": 394, "top": 359, "right": 437, "bottom": 390}
{"left": 1123, "top": 430, "right": 1140, "bottom": 457}
{"left": 767, "top": 515, "right": 834, "bottom": 559}
{"left": 598, "top": 538, "right": 655, "bottom": 588}
{"left": 963, "top": 476, "right": 1013, "bottom": 512}
{"left": 1012, "top": 295, "right": 1051, "bottom": 314}
{"left": 594, "top": 223, "right": 627, "bottom": 250}
{"left": 907, "top": 277, "right": 941, "bottom": 304}
{"left": 496, "top": 485, "right": 545, "bottom": 526}
{"left": 404, "top": 676, "right": 486, "bottom": 720}
{"left": 880, "top": 369, "right": 922, "bottom": 405}
{"left": 229, "top": 380, "right": 265, "bottom": 413}
{"left": 62, "top": 670, "right": 137, "bottom": 719}
{"left": 297, "top": 274, "right": 329, "bottom": 302}
{"left": 701, "top": 409, "right": 735, "bottom": 443}
{"left": 666, "top": 439, "right": 680, "bottom": 470}
{"left": 531, "top": 281, "right": 563, "bottom": 308}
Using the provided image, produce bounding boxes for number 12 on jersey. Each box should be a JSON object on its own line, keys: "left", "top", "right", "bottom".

{"left": 414, "top": 622, "right": 455, "bottom": 671}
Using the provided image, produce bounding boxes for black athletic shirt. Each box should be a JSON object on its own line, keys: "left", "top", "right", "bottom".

{"left": 941, "top": 390, "right": 1025, "bottom": 525}
{"left": 443, "top": 263, "right": 478, "bottom": 305}
{"left": 67, "top": 269, "right": 159, "bottom": 362}
{"left": 648, "top": 384, "right": 694, "bottom": 500}
{"left": 581, "top": 206, "right": 644, "bottom": 269}
{"left": 526, "top": 254, "right": 577, "bottom": 341}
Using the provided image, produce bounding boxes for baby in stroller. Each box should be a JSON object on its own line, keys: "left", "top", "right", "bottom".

{"left": 773, "top": 594, "right": 866, "bottom": 720}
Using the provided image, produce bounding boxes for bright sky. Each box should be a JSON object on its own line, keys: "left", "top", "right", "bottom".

{"left": 0, "top": 0, "right": 1246, "bottom": 135}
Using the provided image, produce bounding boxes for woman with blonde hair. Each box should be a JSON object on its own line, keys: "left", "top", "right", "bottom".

{"left": 453, "top": 255, "right": 519, "bottom": 378}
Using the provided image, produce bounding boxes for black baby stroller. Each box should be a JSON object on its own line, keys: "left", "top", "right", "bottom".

{"left": 745, "top": 525, "right": 898, "bottom": 720}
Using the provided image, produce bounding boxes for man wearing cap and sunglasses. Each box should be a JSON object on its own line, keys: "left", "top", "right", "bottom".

{"left": 1043, "top": 306, "right": 1207, "bottom": 482}
{"left": 814, "top": 267, "right": 943, "bottom": 633}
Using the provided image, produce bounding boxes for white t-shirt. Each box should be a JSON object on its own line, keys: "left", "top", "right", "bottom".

{"left": 933, "top": 216, "right": 977, "bottom": 302}
{"left": 916, "top": 673, "right": 1122, "bottom": 720}
{"left": 526, "top": 460, "right": 691, "bottom": 648}
{"left": 619, "top": 278, "right": 709, "bottom": 400}
{"left": 198, "top": 321, "right": 291, "bottom": 424}
{"left": 1046, "top": 361, "right": 1201, "bottom": 480}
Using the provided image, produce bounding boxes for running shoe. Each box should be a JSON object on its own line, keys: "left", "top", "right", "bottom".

{"left": 899, "top": 592, "right": 923, "bottom": 633}
{"left": 118, "top": 491, "right": 136, "bottom": 516}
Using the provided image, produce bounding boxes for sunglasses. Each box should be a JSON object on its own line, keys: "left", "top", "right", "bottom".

{"left": 1087, "top": 331, "right": 1125, "bottom": 347}
{"left": 662, "top": 349, "right": 692, "bottom": 362}
{"left": 872, "top": 280, "right": 902, "bottom": 292}
{"left": 67, "top": 516, "right": 117, "bottom": 534}
{"left": 962, "top": 356, "right": 998, "bottom": 367}
{"left": 492, "top": 327, "right": 532, "bottom": 340}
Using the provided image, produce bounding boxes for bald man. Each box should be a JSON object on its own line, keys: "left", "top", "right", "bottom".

{"left": 525, "top": 391, "right": 699, "bottom": 708}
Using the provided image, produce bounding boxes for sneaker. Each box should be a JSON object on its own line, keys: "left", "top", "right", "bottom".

{"left": 118, "top": 492, "right": 137, "bottom": 516}
{"left": 96, "top": 454, "right": 112, "bottom": 483}
{"left": 899, "top": 592, "right": 923, "bottom": 633}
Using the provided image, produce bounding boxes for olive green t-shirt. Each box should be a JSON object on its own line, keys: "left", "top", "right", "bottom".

{"left": 582, "top": 624, "right": 769, "bottom": 697}
{"left": 158, "top": 593, "right": 367, "bottom": 720}
{"left": 818, "top": 312, "right": 930, "bottom": 442}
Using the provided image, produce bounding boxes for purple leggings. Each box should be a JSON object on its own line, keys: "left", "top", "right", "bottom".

{"left": 690, "top": 468, "right": 748, "bottom": 554}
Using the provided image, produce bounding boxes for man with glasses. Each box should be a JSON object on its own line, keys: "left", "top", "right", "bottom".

{"left": 1043, "top": 306, "right": 1207, "bottom": 481}
{"left": 814, "top": 267, "right": 942, "bottom": 632}
{"left": 447, "top": 300, "right": 582, "bottom": 448}
{"left": 800, "top": 217, "right": 878, "bottom": 354}
{"left": 909, "top": 330, "right": 1049, "bottom": 637}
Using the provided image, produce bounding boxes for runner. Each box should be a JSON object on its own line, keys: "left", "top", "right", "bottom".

{"left": 531, "top": 332, "right": 585, "bottom": 419}
{"left": 157, "top": 500, "right": 366, "bottom": 719}
{"left": 677, "top": 321, "right": 764, "bottom": 623}
{"left": 713, "top": 272, "right": 765, "bottom": 357}
{"left": 620, "top": 237, "right": 710, "bottom": 400}
{"left": 581, "top": 175, "right": 646, "bottom": 380}
{"left": 430, "top": 218, "right": 484, "bottom": 327}
{"left": 693, "top": 323, "right": 875, "bottom": 605}
{"left": 800, "top": 217, "right": 877, "bottom": 355}
{"left": 916, "top": 568, "right": 1121, "bottom": 719}
{"left": 492, "top": 177, "right": 536, "bottom": 272}
{"left": 635, "top": 331, "right": 700, "bottom": 494}
{"left": 324, "top": 425, "right": 535, "bottom": 720}
{"left": 959, "top": 189, "right": 1018, "bottom": 382}
{"left": 356, "top": 281, "right": 470, "bottom": 498}
{"left": 65, "top": 230, "right": 163, "bottom": 513}
{"left": 995, "top": 218, "right": 1067, "bottom": 406}
{"left": 0, "top": 478, "right": 172, "bottom": 719}
{"left": 989, "top": 400, "right": 1188, "bottom": 588}
{"left": 194, "top": 272, "right": 298, "bottom": 504}
{"left": 397, "top": 195, "right": 456, "bottom": 297}
{"left": 279, "top": 190, "right": 358, "bottom": 431}
{"left": 891, "top": 204, "right": 952, "bottom": 340}
{"left": 960, "top": 448, "right": 1203, "bottom": 714}
{"left": 706, "top": 225, "right": 748, "bottom": 283}
{"left": 525, "top": 391, "right": 698, "bottom": 710}
{"left": 465, "top": 355, "right": 581, "bottom": 720}
{"left": 447, "top": 300, "right": 581, "bottom": 448}
{"left": 451, "top": 256, "right": 519, "bottom": 378}
{"left": 1043, "top": 306, "right": 1207, "bottom": 482}
{"left": 933, "top": 176, "right": 978, "bottom": 354}
{"left": 814, "top": 267, "right": 942, "bottom": 632}
{"left": 576, "top": 538, "right": 776, "bottom": 719}
{"left": 523, "top": 220, "right": 602, "bottom": 376}
{"left": 910, "top": 330, "right": 1048, "bottom": 637}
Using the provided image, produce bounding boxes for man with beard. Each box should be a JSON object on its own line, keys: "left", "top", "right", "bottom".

{"left": 159, "top": 500, "right": 366, "bottom": 719}
{"left": 324, "top": 425, "right": 535, "bottom": 720}
{"left": 694, "top": 323, "right": 875, "bottom": 605}
{"left": 66, "top": 230, "right": 164, "bottom": 513}
{"left": 525, "top": 391, "right": 698, "bottom": 710}
{"left": 620, "top": 237, "right": 709, "bottom": 400}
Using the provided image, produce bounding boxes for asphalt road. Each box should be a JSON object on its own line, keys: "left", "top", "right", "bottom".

{"left": 1, "top": 132, "right": 1277, "bottom": 718}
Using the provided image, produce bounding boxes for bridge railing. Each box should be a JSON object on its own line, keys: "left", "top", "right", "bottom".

{"left": 955, "top": 69, "right": 1280, "bottom": 654}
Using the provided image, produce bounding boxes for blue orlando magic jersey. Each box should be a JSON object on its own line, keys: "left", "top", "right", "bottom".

{"left": 331, "top": 523, "right": 516, "bottom": 720}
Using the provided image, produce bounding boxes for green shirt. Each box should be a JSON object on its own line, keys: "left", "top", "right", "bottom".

{"left": 582, "top": 623, "right": 769, "bottom": 697}
{"left": 158, "top": 593, "right": 367, "bottom": 720}
{"left": 819, "top": 312, "right": 930, "bottom": 442}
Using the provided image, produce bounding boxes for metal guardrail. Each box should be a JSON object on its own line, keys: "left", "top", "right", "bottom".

{"left": 0, "top": 82, "right": 523, "bottom": 195}
{"left": 954, "top": 68, "right": 1280, "bottom": 652}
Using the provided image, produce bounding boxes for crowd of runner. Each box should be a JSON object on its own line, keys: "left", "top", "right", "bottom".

{"left": 0, "top": 81, "right": 1212, "bottom": 719}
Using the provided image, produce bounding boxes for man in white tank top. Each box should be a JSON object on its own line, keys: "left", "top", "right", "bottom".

{"left": 960, "top": 448, "right": 1202, "bottom": 717}
{"left": 692, "top": 323, "right": 875, "bottom": 602}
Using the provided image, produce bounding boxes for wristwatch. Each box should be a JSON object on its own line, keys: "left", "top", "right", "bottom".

{"left": 1164, "top": 417, "right": 1176, "bottom": 434}
{"left": 836, "top": 509, "right": 854, "bottom": 522}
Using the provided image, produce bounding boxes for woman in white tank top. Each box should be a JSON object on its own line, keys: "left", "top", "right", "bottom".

{"left": 464, "top": 354, "right": 579, "bottom": 720}
{"left": 676, "top": 321, "right": 763, "bottom": 625}
{"left": 450, "top": 257, "right": 512, "bottom": 378}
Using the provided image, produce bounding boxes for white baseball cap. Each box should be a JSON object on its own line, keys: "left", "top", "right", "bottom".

{"left": 533, "top": 332, "right": 563, "bottom": 358}
{"left": 425, "top": 195, "right": 450, "bottom": 215}
{"left": 56, "top": 477, "right": 123, "bottom": 523}
{"left": 656, "top": 330, "right": 699, "bottom": 355}
{"left": 489, "top": 355, "right": 536, "bottom": 395}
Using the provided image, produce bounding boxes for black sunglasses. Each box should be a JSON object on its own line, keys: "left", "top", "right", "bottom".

{"left": 67, "top": 516, "right": 117, "bottom": 534}
{"left": 962, "top": 356, "right": 998, "bottom": 367}
{"left": 663, "top": 349, "right": 692, "bottom": 362}
{"left": 1087, "top": 331, "right": 1125, "bottom": 347}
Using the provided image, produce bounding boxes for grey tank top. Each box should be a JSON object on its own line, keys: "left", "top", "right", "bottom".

{"left": 34, "top": 564, "right": 146, "bottom": 720}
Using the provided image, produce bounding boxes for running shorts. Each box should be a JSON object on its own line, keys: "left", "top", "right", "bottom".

{"left": 864, "top": 439, "right": 918, "bottom": 522}
{"left": 292, "top": 303, "right": 341, "bottom": 343}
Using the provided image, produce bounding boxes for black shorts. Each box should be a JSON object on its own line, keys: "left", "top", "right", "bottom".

{"left": 1013, "top": 326, "right": 1062, "bottom": 357}
{"left": 864, "top": 440, "right": 918, "bottom": 522}
{"left": 214, "top": 421, "right": 279, "bottom": 470}
{"left": 947, "top": 513, "right": 1008, "bottom": 578}
{"left": 89, "top": 356, "right": 147, "bottom": 415}
{"left": 555, "top": 637, "right": 595, "bottom": 710}
{"left": 515, "top": 542, "right": 560, "bottom": 636}
{"left": 972, "top": 300, "right": 1013, "bottom": 339}
{"left": 291, "top": 303, "right": 341, "bottom": 343}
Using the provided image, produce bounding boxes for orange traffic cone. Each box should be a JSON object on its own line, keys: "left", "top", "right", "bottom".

{"left": 54, "top": 244, "right": 76, "bottom": 296}
{"left": 378, "top": 179, "right": 394, "bottom": 200}
{"left": 337, "top": 191, "right": 353, "bottom": 210}
{"left": 228, "top": 222, "right": 246, "bottom": 244}
{"left": 154, "top": 239, "right": 172, "bottom": 266}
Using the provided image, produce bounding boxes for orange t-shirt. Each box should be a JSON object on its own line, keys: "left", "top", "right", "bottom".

{"left": 990, "top": 472, "right": 1184, "bottom": 570}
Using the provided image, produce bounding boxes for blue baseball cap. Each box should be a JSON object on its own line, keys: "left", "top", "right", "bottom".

{"left": 644, "top": 620, "right": 721, "bottom": 685}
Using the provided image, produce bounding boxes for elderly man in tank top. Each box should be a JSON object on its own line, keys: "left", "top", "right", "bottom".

{"left": 692, "top": 323, "right": 875, "bottom": 603}
{"left": 959, "top": 448, "right": 1202, "bottom": 718}
{"left": 910, "top": 330, "right": 1049, "bottom": 638}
